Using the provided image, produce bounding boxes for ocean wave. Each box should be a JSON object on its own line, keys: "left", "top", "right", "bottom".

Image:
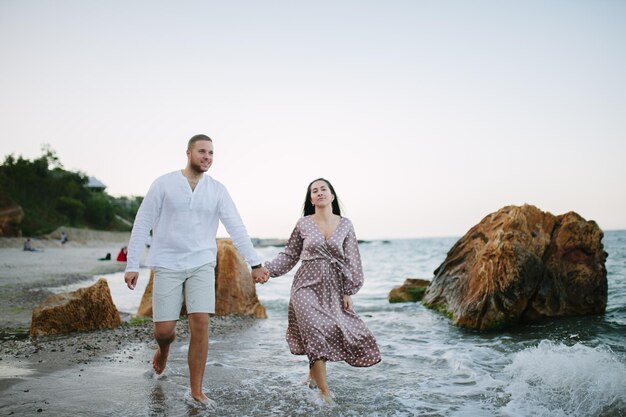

{"left": 501, "top": 340, "right": 626, "bottom": 417}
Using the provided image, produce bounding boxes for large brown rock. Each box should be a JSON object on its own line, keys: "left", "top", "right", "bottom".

{"left": 422, "top": 204, "right": 607, "bottom": 331}
{"left": 137, "top": 270, "right": 155, "bottom": 317}
{"left": 30, "top": 278, "right": 122, "bottom": 337}
{"left": 215, "top": 240, "right": 267, "bottom": 318}
{"left": 0, "top": 194, "right": 24, "bottom": 237}
{"left": 137, "top": 239, "right": 267, "bottom": 319}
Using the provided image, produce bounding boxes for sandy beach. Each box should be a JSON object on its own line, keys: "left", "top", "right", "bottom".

{"left": 0, "top": 229, "right": 132, "bottom": 329}
{"left": 0, "top": 230, "right": 264, "bottom": 416}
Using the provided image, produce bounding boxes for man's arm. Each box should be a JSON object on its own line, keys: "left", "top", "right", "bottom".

{"left": 124, "top": 180, "right": 162, "bottom": 289}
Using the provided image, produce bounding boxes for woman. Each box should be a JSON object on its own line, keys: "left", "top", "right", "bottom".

{"left": 260, "top": 178, "right": 381, "bottom": 403}
{"left": 116, "top": 246, "right": 128, "bottom": 262}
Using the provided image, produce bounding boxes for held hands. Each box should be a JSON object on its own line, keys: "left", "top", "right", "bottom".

{"left": 124, "top": 272, "right": 139, "bottom": 290}
{"left": 343, "top": 295, "right": 353, "bottom": 310}
{"left": 251, "top": 266, "right": 270, "bottom": 284}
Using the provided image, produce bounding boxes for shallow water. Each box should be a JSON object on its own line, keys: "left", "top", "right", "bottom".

{"left": 13, "top": 231, "right": 626, "bottom": 416}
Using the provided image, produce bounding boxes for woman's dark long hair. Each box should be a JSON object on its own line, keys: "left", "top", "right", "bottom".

{"left": 303, "top": 178, "right": 341, "bottom": 216}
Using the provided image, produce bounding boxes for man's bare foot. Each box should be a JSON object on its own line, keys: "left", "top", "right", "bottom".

{"left": 152, "top": 348, "right": 168, "bottom": 375}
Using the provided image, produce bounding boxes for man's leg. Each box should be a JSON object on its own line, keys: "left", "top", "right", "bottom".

{"left": 188, "top": 312, "right": 210, "bottom": 401}
{"left": 152, "top": 267, "right": 184, "bottom": 375}
{"left": 153, "top": 320, "right": 176, "bottom": 374}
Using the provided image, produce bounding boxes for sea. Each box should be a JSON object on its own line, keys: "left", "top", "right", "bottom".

{"left": 52, "top": 230, "right": 626, "bottom": 416}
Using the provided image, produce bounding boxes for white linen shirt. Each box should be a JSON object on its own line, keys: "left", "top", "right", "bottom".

{"left": 125, "top": 170, "right": 261, "bottom": 272}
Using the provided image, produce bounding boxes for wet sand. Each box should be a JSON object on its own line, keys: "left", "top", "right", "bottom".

{"left": 0, "top": 316, "right": 267, "bottom": 416}
{"left": 0, "top": 231, "right": 269, "bottom": 416}
{"left": 0, "top": 230, "right": 253, "bottom": 416}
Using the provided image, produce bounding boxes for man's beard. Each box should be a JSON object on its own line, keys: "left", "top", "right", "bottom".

{"left": 189, "top": 160, "right": 209, "bottom": 173}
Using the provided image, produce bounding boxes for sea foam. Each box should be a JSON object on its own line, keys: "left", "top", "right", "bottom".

{"left": 501, "top": 340, "right": 626, "bottom": 417}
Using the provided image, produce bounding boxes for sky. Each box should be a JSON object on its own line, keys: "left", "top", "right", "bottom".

{"left": 1, "top": 1, "right": 625, "bottom": 240}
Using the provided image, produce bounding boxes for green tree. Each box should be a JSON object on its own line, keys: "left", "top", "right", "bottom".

{"left": 56, "top": 196, "right": 85, "bottom": 226}
{"left": 0, "top": 146, "right": 141, "bottom": 235}
{"left": 85, "top": 192, "right": 114, "bottom": 229}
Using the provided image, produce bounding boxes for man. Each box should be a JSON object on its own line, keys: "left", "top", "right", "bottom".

{"left": 124, "top": 134, "right": 269, "bottom": 408}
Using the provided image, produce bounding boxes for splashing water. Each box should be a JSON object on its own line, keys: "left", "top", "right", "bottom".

{"left": 501, "top": 340, "right": 626, "bottom": 417}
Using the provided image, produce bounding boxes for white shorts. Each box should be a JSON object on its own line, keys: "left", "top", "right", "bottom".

{"left": 152, "top": 262, "right": 216, "bottom": 322}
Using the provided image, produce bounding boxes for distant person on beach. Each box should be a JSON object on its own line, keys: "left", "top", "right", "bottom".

{"left": 257, "top": 178, "right": 381, "bottom": 403}
{"left": 23, "top": 238, "right": 41, "bottom": 252}
{"left": 124, "top": 134, "right": 269, "bottom": 409}
{"left": 98, "top": 252, "right": 111, "bottom": 261}
{"left": 60, "top": 231, "right": 68, "bottom": 245}
{"left": 116, "top": 246, "right": 127, "bottom": 262}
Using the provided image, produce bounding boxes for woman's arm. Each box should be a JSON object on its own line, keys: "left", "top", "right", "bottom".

{"left": 264, "top": 221, "right": 304, "bottom": 277}
{"left": 342, "top": 221, "right": 364, "bottom": 295}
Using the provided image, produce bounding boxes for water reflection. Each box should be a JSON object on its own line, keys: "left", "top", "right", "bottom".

{"left": 148, "top": 384, "right": 167, "bottom": 416}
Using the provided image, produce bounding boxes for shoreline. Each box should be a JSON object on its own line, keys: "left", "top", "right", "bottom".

{"left": 0, "top": 231, "right": 263, "bottom": 412}
{"left": 0, "top": 315, "right": 261, "bottom": 414}
{"left": 0, "top": 232, "right": 131, "bottom": 331}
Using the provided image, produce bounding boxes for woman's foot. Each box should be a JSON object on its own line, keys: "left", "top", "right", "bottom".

{"left": 319, "top": 390, "right": 335, "bottom": 405}
{"left": 304, "top": 374, "right": 318, "bottom": 389}
{"left": 184, "top": 390, "right": 217, "bottom": 410}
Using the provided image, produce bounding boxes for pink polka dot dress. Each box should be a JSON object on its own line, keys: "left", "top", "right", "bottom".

{"left": 265, "top": 216, "right": 381, "bottom": 368}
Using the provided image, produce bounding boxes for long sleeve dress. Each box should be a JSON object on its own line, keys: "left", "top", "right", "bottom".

{"left": 265, "top": 216, "right": 381, "bottom": 368}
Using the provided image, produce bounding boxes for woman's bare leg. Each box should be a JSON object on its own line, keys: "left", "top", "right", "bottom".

{"left": 310, "top": 360, "right": 332, "bottom": 402}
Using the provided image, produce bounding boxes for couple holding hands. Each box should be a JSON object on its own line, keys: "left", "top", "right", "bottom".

{"left": 124, "top": 134, "right": 381, "bottom": 409}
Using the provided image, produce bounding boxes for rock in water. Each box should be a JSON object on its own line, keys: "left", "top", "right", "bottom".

{"left": 137, "top": 239, "right": 267, "bottom": 319}
{"left": 30, "top": 278, "right": 122, "bottom": 336}
{"left": 215, "top": 240, "right": 267, "bottom": 318}
{"left": 388, "top": 279, "right": 430, "bottom": 303}
{"left": 422, "top": 204, "right": 607, "bottom": 331}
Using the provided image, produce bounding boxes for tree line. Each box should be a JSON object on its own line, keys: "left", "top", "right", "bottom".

{"left": 0, "top": 146, "right": 141, "bottom": 236}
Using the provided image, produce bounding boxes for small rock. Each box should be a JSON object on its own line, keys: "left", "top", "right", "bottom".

{"left": 388, "top": 278, "right": 430, "bottom": 303}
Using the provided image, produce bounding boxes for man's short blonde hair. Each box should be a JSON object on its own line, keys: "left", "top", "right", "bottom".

{"left": 187, "top": 134, "right": 212, "bottom": 150}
